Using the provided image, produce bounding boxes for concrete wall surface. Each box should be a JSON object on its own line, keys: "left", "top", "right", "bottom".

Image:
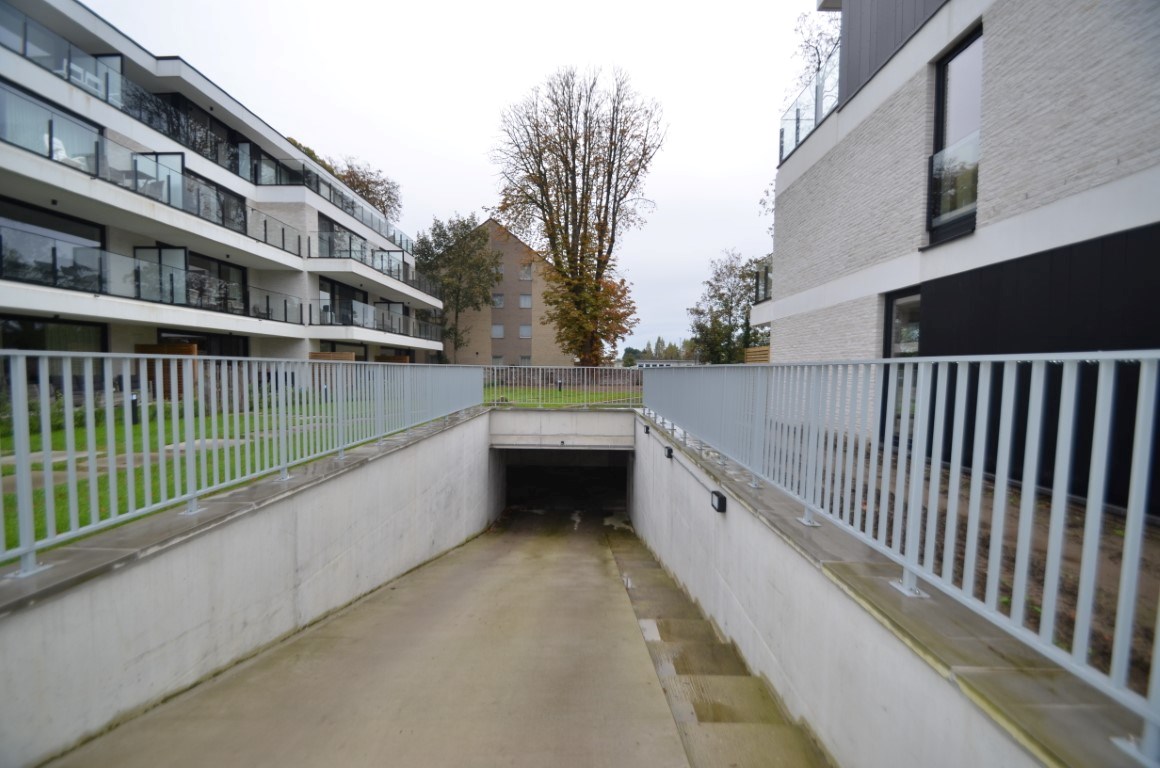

{"left": 489, "top": 408, "right": 635, "bottom": 450}
{"left": 630, "top": 415, "right": 1041, "bottom": 768}
{"left": 0, "top": 412, "right": 501, "bottom": 768}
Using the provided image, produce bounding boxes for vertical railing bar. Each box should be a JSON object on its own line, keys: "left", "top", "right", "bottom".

{"left": 924, "top": 362, "right": 949, "bottom": 572}
{"left": 820, "top": 365, "right": 837, "bottom": 515}
{"left": 231, "top": 360, "right": 242, "bottom": 481}
{"left": 1109, "top": 359, "right": 1157, "bottom": 687}
{"left": 83, "top": 357, "right": 98, "bottom": 528}
{"left": 37, "top": 356, "right": 56, "bottom": 541}
{"left": 864, "top": 363, "right": 884, "bottom": 540}
{"left": 196, "top": 358, "right": 209, "bottom": 493}
{"left": 842, "top": 365, "right": 859, "bottom": 526}
{"left": 278, "top": 361, "right": 290, "bottom": 480}
{"left": 168, "top": 358, "right": 181, "bottom": 504}
{"left": 942, "top": 363, "right": 970, "bottom": 583}
{"left": 63, "top": 360, "right": 79, "bottom": 534}
{"left": 139, "top": 357, "right": 153, "bottom": 510}
{"left": 1011, "top": 360, "right": 1047, "bottom": 625}
{"left": 984, "top": 361, "right": 1019, "bottom": 611}
{"left": 208, "top": 360, "right": 220, "bottom": 488}
{"left": 964, "top": 362, "right": 993, "bottom": 600}
{"left": 243, "top": 360, "right": 254, "bottom": 478}
{"left": 891, "top": 363, "right": 915, "bottom": 553}
{"left": 899, "top": 362, "right": 932, "bottom": 594}
{"left": 120, "top": 357, "right": 136, "bottom": 517}
{"left": 876, "top": 362, "right": 899, "bottom": 545}
{"left": 182, "top": 358, "right": 199, "bottom": 514}
{"left": 11, "top": 356, "right": 40, "bottom": 573}
{"left": 1072, "top": 360, "right": 1116, "bottom": 662}
{"left": 854, "top": 363, "right": 872, "bottom": 535}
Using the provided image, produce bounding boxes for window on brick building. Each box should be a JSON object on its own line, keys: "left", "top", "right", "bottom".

{"left": 928, "top": 28, "right": 982, "bottom": 245}
{"left": 491, "top": 324, "right": 504, "bottom": 339}
{"left": 519, "top": 293, "right": 532, "bottom": 309}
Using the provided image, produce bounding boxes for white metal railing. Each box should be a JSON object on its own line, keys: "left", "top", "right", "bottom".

{"left": 485, "top": 366, "right": 642, "bottom": 408}
{"left": 644, "top": 351, "right": 1160, "bottom": 757}
{"left": 1, "top": 352, "right": 482, "bottom": 576}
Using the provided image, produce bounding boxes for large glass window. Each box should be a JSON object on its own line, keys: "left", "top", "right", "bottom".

{"left": 0, "top": 314, "right": 105, "bottom": 352}
{"left": 929, "top": 29, "right": 982, "bottom": 243}
{"left": 158, "top": 329, "right": 248, "bottom": 357}
{"left": 887, "top": 292, "right": 921, "bottom": 358}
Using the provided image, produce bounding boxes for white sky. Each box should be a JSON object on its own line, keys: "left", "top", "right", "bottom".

{"left": 82, "top": 0, "right": 816, "bottom": 353}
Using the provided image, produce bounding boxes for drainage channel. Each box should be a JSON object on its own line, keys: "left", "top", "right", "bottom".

{"left": 606, "top": 530, "right": 831, "bottom": 768}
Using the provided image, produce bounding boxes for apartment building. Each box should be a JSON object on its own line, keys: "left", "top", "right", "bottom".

{"left": 752, "top": 0, "right": 1160, "bottom": 362}
{"left": 455, "top": 219, "right": 572, "bottom": 367}
{"left": 0, "top": 0, "right": 443, "bottom": 363}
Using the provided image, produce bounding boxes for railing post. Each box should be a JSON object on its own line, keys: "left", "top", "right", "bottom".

{"left": 797, "top": 366, "right": 822, "bottom": 527}
{"left": 894, "top": 362, "right": 930, "bottom": 597}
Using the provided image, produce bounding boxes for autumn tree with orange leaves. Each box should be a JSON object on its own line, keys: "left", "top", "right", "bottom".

{"left": 493, "top": 68, "right": 664, "bottom": 366}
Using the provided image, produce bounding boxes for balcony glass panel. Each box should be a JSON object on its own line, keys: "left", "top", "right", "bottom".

{"left": 0, "top": 3, "right": 21, "bottom": 53}
{"left": 929, "top": 130, "right": 979, "bottom": 228}
{"left": 779, "top": 40, "right": 840, "bottom": 162}
{"left": 23, "top": 19, "right": 67, "bottom": 75}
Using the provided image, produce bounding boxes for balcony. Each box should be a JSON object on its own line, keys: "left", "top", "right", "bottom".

{"left": 0, "top": 0, "right": 414, "bottom": 255}
{"left": 315, "top": 232, "right": 441, "bottom": 299}
{"left": 0, "top": 81, "right": 309, "bottom": 257}
{"left": 0, "top": 223, "right": 303, "bottom": 323}
{"left": 928, "top": 130, "right": 980, "bottom": 241}
{"left": 779, "top": 40, "right": 840, "bottom": 163}
{"left": 307, "top": 298, "right": 442, "bottom": 342}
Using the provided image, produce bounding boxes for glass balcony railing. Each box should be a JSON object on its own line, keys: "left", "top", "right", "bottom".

{"left": 306, "top": 299, "right": 442, "bottom": 342}
{"left": 0, "top": 0, "right": 414, "bottom": 256}
{"left": 0, "top": 81, "right": 249, "bottom": 234}
{"left": 779, "top": 40, "right": 840, "bottom": 163}
{"left": 314, "top": 233, "right": 441, "bottom": 299}
{"left": 928, "top": 130, "right": 980, "bottom": 230}
{"left": 0, "top": 224, "right": 302, "bottom": 323}
{"left": 247, "top": 208, "right": 302, "bottom": 256}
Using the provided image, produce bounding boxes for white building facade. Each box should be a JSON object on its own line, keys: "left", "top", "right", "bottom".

{"left": 753, "top": 0, "right": 1160, "bottom": 363}
{"left": 0, "top": 0, "right": 443, "bottom": 362}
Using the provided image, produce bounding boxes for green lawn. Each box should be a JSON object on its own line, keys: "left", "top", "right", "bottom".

{"left": 484, "top": 384, "right": 641, "bottom": 408}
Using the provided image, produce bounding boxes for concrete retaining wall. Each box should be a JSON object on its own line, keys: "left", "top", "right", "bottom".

{"left": 630, "top": 415, "right": 1038, "bottom": 768}
{"left": 0, "top": 413, "right": 502, "bottom": 768}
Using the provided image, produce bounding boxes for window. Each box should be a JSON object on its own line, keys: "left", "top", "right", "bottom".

{"left": 320, "top": 341, "right": 368, "bottom": 361}
{"left": 491, "top": 324, "right": 504, "bottom": 339}
{"left": 886, "top": 292, "right": 921, "bottom": 358}
{"left": 519, "top": 263, "right": 533, "bottom": 281}
{"left": 495, "top": 263, "right": 504, "bottom": 276}
{"left": 519, "top": 324, "right": 532, "bottom": 339}
{"left": 929, "top": 28, "right": 983, "bottom": 244}
{"left": 519, "top": 355, "right": 532, "bottom": 366}
{"left": 519, "top": 293, "right": 532, "bottom": 309}
{"left": 492, "top": 293, "right": 504, "bottom": 308}
{"left": 492, "top": 355, "right": 504, "bottom": 365}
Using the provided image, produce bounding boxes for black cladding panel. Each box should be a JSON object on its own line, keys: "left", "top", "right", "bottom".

{"left": 839, "top": 0, "right": 950, "bottom": 106}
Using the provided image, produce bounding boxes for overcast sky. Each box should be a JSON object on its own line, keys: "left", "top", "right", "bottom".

{"left": 83, "top": 0, "right": 818, "bottom": 353}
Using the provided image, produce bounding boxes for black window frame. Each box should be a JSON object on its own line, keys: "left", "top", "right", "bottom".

{"left": 928, "top": 26, "right": 983, "bottom": 246}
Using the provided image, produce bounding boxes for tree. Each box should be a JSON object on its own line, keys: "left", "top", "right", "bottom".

{"left": 687, "top": 250, "right": 766, "bottom": 365}
{"left": 494, "top": 67, "right": 665, "bottom": 366}
{"left": 285, "top": 139, "right": 402, "bottom": 222}
{"left": 335, "top": 158, "right": 402, "bottom": 223}
{"left": 413, "top": 214, "right": 502, "bottom": 363}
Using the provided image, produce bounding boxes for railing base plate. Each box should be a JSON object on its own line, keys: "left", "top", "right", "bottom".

{"left": 890, "top": 580, "right": 929, "bottom": 598}
{"left": 796, "top": 515, "right": 822, "bottom": 528}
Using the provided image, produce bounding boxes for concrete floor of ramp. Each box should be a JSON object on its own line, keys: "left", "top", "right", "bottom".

{"left": 44, "top": 504, "right": 690, "bottom": 768}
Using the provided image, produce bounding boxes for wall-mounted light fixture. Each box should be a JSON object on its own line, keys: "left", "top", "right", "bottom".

{"left": 664, "top": 446, "right": 673, "bottom": 459}
{"left": 711, "top": 491, "right": 727, "bottom": 513}
{"left": 644, "top": 425, "right": 650, "bottom": 434}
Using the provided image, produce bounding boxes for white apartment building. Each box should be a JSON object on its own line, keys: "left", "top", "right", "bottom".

{"left": 753, "top": 0, "right": 1160, "bottom": 363}
{"left": 0, "top": 0, "right": 443, "bottom": 363}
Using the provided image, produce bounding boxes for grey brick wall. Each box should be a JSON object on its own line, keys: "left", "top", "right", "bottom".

{"left": 979, "top": 0, "right": 1160, "bottom": 226}
{"left": 766, "top": 0, "right": 1160, "bottom": 362}
{"left": 769, "top": 295, "right": 883, "bottom": 363}
{"left": 772, "top": 71, "right": 929, "bottom": 302}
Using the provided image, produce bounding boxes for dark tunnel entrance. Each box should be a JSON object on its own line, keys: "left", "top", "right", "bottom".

{"left": 502, "top": 449, "right": 631, "bottom": 524}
